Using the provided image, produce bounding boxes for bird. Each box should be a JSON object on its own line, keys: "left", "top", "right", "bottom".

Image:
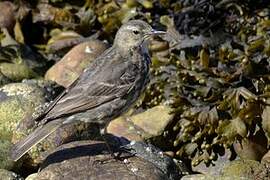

{"left": 10, "top": 20, "right": 165, "bottom": 161}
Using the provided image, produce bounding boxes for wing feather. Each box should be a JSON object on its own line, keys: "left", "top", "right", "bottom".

{"left": 37, "top": 47, "right": 139, "bottom": 123}
{"left": 44, "top": 81, "right": 133, "bottom": 120}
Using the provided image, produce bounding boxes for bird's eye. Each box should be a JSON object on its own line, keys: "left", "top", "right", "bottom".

{"left": 133, "top": 30, "right": 139, "bottom": 35}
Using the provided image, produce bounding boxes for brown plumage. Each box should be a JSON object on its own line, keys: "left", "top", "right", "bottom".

{"left": 10, "top": 20, "right": 165, "bottom": 161}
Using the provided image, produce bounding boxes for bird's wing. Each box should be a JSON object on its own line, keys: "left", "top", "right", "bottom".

{"left": 42, "top": 63, "right": 138, "bottom": 122}
{"left": 44, "top": 82, "right": 131, "bottom": 119}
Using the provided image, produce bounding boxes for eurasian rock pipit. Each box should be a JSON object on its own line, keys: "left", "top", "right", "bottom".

{"left": 10, "top": 20, "right": 165, "bottom": 161}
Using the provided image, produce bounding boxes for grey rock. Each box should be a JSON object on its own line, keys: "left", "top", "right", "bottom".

{"left": 37, "top": 140, "right": 180, "bottom": 180}
{"left": 0, "top": 169, "right": 22, "bottom": 180}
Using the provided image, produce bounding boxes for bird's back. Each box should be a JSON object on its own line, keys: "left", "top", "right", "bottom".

{"left": 42, "top": 45, "right": 150, "bottom": 124}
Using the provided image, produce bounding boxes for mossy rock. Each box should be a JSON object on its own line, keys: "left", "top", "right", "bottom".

{"left": 221, "top": 159, "right": 268, "bottom": 179}
{"left": 0, "top": 169, "right": 22, "bottom": 180}
{"left": 0, "top": 82, "right": 47, "bottom": 169}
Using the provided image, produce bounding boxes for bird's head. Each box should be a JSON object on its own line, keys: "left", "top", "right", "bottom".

{"left": 113, "top": 20, "right": 165, "bottom": 52}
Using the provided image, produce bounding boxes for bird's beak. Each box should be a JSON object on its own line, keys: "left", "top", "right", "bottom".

{"left": 150, "top": 29, "right": 166, "bottom": 36}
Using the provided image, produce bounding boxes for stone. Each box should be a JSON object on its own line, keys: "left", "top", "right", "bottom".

{"left": 0, "top": 45, "right": 47, "bottom": 81}
{"left": 182, "top": 174, "right": 214, "bottom": 180}
{"left": 192, "top": 149, "right": 234, "bottom": 176}
{"left": 262, "top": 99, "right": 270, "bottom": 145}
{"left": 107, "top": 105, "right": 174, "bottom": 141}
{"left": 262, "top": 150, "right": 270, "bottom": 163}
{"left": 0, "top": 139, "right": 14, "bottom": 169}
{"left": 221, "top": 159, "right": 268, "bottom": 179}
{"left": 25, "top": 173, "right": 38, "bottom": 180}
{"left": 45, "top": 40, "right": 108, "bottom": 87}
{"left": 0, "top": 82, "right": 47, "bottom": 169}
{"left": 0, "top": 169, "right": 22, "bottom": 180}
{"left": 106, "top": 116, "right": 143, "bottom": 141}
{"left": 14, "top": 120, "right": 101, "bottom": 166}
{"left": 185, "top": 159, "right": 270, "bottom": 179}
{"left": 0, "top": 1, "right": 16, "bottom": 32}
{"left": 233, "top": 129, "right": 267, "bottom": 161}
{"left": 37, "top": 140, "right": 177, "bottom": 180}
{"left": 0, "top": 82, "right": 46, "bottom": 141}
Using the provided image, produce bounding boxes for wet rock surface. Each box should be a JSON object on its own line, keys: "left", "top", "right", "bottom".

{"left": 37, "top": 140, "right": 183, "bottom": 180}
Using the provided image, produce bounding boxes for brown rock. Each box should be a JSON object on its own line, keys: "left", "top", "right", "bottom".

{"left": 262, "top": 150, "right": 270, "bottom": 163}
{"left": 233, "top": 130, "right": 268, "bottom": 161}
{"left": 0, "top": 1, "right": 16, "bottom": 32}
{"left": 106, "top": 116, "right": 144, "bottom": 141}
{"left": 45, "top": 40, "right": 108, "bottom": 87}
{"left": 107, "top": 105, "right": 174, "bottom": 141}
{"left": 131, "top": 105, "right": 173, "bottom": 137}
{"left": 37, "top": 140, "right": 170, "bottom": 180}
{"left": 13, "top": 121, "right": 101, "bottom": 166}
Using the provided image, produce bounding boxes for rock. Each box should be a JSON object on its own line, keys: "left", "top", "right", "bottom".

{"left": 192, "top": 149, "right": 234, "bottom": 176}
{"left": 0, "top": 45, "right": 47, "bottom": 81}
{"left": 181, "top": 174, "right": 214, "bottom": 180}
{"left": 0, "top": 70, "right": 12, "bottom": 86}
{"left": 0, "top": 82, "right": 47, "bottom": 141}
{"left": 45, "top": 40, "right": 108, "bottom": 87}
{"left": 233, "top": 129, "right": 268, "bottom": 161}
{"left": 185, "top": 159, "right": 270, "bottom": 179}
{"left": 106, "top": 116, "right": 144, "bottom": 141}
{"left": 0, "top": 82, "right": 47, "bottom": 169}
{"left": 13, "top": 105, "right": 173, "bottom": 166}
{"left": 0, "top": 139, "right": 14, "bottom": 169}
{"left": 123, "top": 141, "right": 186, "bottom": 179}
{"left": 25, "top": 173, "right": 38, "bottom": 180}
{"left": 262, "top": 99, "right": 270, "bottom": 144}
{"left": 16, "top": 105, "right": 173, "bottom": 166}
{"left": 14, "top": 119, "right": 101, "bottom": 166}
{"left": 0, "top": 169, "right": 22, "bottom": 180}
{"left": 37, "top": 140, "right": 182, "bottom": 180}
{"left": 0, "top": 1, "right": 16, "bottom": 32}
{"left": 11, "top": 81, "right": 103, "bottom": 165}
{"left": 107, "top": 105, "right": 174, "bottom": 140}
{"left": 1, "top": 28, "right": 18, "bottom": 46}
{"left": 221, "top": 159, "right": 268, "bottom": 179}
{"left": 182, "top": 173, "right": 261, "bottom": 180}
{"left": 261, "top": 150, "right": 270, "bottom": 163}
{"left": 0, "top": 63, "right": 38, "bottom": 82}
{"left": 131, "top": 105, "right": 173, "bottom": 137}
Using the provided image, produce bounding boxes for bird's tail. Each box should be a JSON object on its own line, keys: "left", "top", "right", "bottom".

{"left": 10, "top": 119, "right": 63, "bottom": 161}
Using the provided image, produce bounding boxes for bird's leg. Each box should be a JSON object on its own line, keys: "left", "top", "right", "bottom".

{"left": 96, "top": 126, "right": 134, "bottom": 163}
{"left": 99, "top": 127, "right": 116, "bottom": 158}
{"left": 92, "top": 128, "right": 117, "bottom": 165}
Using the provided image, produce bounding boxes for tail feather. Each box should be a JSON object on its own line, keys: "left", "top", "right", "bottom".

{"left": 10, "top": 119, "right": 63, "bottom": 161}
